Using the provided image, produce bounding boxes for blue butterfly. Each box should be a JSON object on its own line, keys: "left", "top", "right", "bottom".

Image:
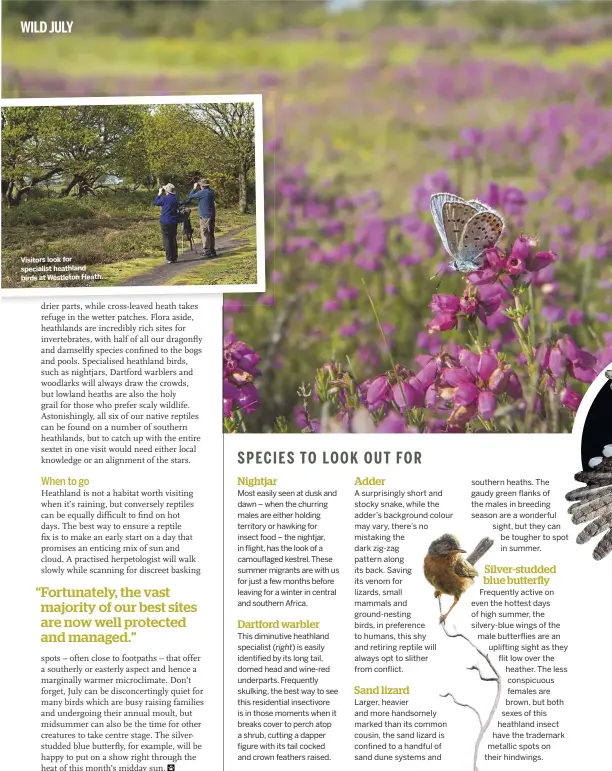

{"left": 430, "top": 193, "right": 504, "bottom": 273}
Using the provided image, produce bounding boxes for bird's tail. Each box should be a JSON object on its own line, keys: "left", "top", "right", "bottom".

{"left": 467, "top": 537, "right": 494, "bottom": 565}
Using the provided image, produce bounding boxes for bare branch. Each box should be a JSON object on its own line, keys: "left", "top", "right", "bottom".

{"left": 438, "top": 596, "right": 502, "bottom": 771}
{"left": 438, "top": 597, "right": 500, "bottom": 681}
{"left": 468, "top": 664, "right": 497, "bottom": 682}
{"left": 440, "top": 693, "right": 482, "bottom": 728}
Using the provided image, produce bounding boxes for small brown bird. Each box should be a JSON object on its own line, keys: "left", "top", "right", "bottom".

{"left": 424, "top": 534, "right": 494, "bottom": 624}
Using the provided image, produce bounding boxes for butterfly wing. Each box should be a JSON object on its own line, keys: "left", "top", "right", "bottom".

{"left": 430, "top": 193, "right": 467, "bottom": 258}
{"left": 466, "top": 199, "right": 492, "bottom": 213}
{"left": 454, "top": 210, "right": 504, "bottom": 272}
{"left": 442, "top": 200, "right": 478, "bottom": 256}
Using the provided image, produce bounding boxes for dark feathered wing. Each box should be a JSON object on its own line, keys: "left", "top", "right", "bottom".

{"left": 454, "top": 557, "right": 478, "bottom": 578}
{"left": 466, "top": 537, "right": 494, "bottom": 566}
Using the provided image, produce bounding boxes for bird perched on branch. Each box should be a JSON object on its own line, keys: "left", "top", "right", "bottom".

{"left": 424, "top": 534, "right": 494, "bottom": 624}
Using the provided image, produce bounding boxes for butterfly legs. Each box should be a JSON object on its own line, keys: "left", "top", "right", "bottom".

{"left": 430, "top": 263, "right": 453, "bottom": 291}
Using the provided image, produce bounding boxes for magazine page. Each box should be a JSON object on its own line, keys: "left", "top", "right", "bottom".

{"left": 2, "top": 2, "right": 612, "bottom": 771}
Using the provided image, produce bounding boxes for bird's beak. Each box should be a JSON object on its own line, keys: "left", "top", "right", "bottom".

{"left": 456, "top": 549, "right": 466, "bottom": 553}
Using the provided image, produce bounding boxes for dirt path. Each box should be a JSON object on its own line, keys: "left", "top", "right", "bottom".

{"left": 118, "top": 224, "right": 254, "bottom": 287}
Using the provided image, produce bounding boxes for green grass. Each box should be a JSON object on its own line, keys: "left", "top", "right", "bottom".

{"left": 2, "top": 35, "right": 369, "bottom": 77}
{"left": 4, "top": 33, "right": 612, "bottom": 82}
{"left": 166, "top": 225, "right": 257, "bottom": 286}
{"left": 1, "top": 191, "right": 256, "bottom": 288}
{"left": 92, "top": 256, "right": 169, "bottom": 285}
{"left": 94, "top": 219, "right": 257, "bottom": 286}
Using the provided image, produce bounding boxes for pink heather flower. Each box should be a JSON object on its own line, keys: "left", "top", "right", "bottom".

{"left": 459, "top": 349, "right": 480, "bottom": 377}
{"left": 323, "top": 299, "right": 341, "bottom": 312}
{"left": 392, "top": 381, "right": 418, "bottom": 412}
{"left": 441, "top": 367, "right": 474, "bottom": 387}
{"left": 407, "top": 377, "right": 426, "bottom": 408}
{"left": 506, "top": 255, "right": 526, "bottom": 276}
{"left": 574, "top": 205, "right": 592, "bottom": 221}
{"left": 484, "top": 247, "right": 507, "bottom": 270}
{"left": 460, "top": 127, "right": 484, "bottom": 145}
{"left": 548, "top": 346, "right": 567, "bottom": 378}
{"left": 448, "top": 402, "right": 478, "bottom": 426}
{"left": 502, "top": 186, "right": 528, "bottom": 215}
{"left": 415, "top": 358, "right": 438, "bottom": 389}
{"left": 459, "top": 293, "right": 478, "bottom": 316}
{"left": 223, "top": 381, "right": 240, "bottom": 418}
{"left": 569, "top": 349, "right": 597, "bottom": 383}
{"left": 567, "top": 309, "right": 584, "bottom": 326}
{"left": 366, "top": 375, "right": 391, "bottom": 410}
{"left": 558, "top": 335, "right": 581, "bottom": 362}
{"left": 430, "top": 294, "right": 460, "bottom": 313}
{"left": 511, "top": 235, "right": 531, "bottom": 263}
{"left": 294, "top": 406, "right": 321, "bottom": 432}
{"left": 468, "top": 266, "right": 498, "bottom": 285}
{"left": 507, "top": 372, "right": 523, "bottom": 399}
{"left": 477, "top": 390, "right": 496, "bottom": 419}
{"left": 570, "top": 362, "right": 596, "bottom": 383}
{"left": 449, "top": 144, "right": 463, "bottom": 162}
{"left": 235, "top": 383, "right": 259, "bottom": 414}
{"left": 560, "top": 386, "right": 581, "bottom": 412}
{"left": 425, "top": 384, "right": 438, "bottom": 409}
{"left": 454, "top": 382, "right": 479, "bottom": 407}
{"left": 377, "top": 411, "right": 408, "bottom": 433}
{"left": 340, "top": 319, "right": 361, "bottom": 337}
{"left": 526, "top": 250, "right": 556, "bottom": 272}
{"left": 321, "top": 220, "right": 344, "bottom": 237}
{"left": 224, "top": 299, "right": 243, "bottom": 313}
{"left": 357, "top": 346, "right": 380, "bottom": 368}
{"left": 223, "top": 333, "right": 261, "bottom": 418}
{"left": 541, "top": 305, "right": 565, "bottom": 323}
{"left": 483, "top": 183, "right": 501, "bottom": 209}
{"left": 488, "top": 365, "right": 510, "bottom": 394}
{"left": 428, "top": 311, "right": 457, "bottom": 333}
{"left": 478, "top": 349, "right": 498, "bottom": 381}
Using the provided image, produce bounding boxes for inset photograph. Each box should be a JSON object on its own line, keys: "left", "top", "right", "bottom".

{"left": 1, "top": 95, "right": 264, "bottom": 294}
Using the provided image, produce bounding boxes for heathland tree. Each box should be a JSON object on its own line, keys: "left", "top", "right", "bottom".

{"left": 2, "top": 103, "right": 255, "bottom": 207}
{"left": 188, "top": 102, "right": 256, "bottom": 213}
{"left": 1, "top": 107, "right": 63, "bottom": 205}
{"left": 1, "top": 105, "right": 148, "bottom": 203}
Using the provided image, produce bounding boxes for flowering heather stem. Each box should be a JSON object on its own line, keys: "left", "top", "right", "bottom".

{"left": 297, "top": 383, "right": 316, "bottom": 433}
{"left": 477, "top": 416, "right": 493, "bottom": 432}
{"left": 236, "top": 409, "right": 248, "bottom": 433}
{"left": 512, "top": 293, "right": 536, "bottom": 380}
{"left": 527, "top": 284, "right": 536, "bottom": 353}
{"left": 547, "top": 388, "right": 560, "bottom": 433}
{"left": 467, "top": 322, "right": 483, "bottom": 356}
{"left": 363, "top": 279, "right": 412, "bottom": 418}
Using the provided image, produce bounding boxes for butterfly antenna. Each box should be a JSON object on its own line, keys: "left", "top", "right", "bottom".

{"left": 429, "top": 266, "right": 446, "bottom": 291}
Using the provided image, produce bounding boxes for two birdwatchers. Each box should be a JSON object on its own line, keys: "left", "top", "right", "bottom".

{"left": 154, "top": 179, "right": 217, "bottom": 264}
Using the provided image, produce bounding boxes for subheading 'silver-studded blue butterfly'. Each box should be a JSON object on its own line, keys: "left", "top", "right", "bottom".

{"left": 430, "top": 192, "right": 504, "bottom": 273}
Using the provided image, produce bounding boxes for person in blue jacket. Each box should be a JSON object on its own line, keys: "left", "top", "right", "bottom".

{"left": 154, "top": 183, "right": 179, "bottom": 263}
{"left": 187, "top": 178, "right": 217, "bottom": 257}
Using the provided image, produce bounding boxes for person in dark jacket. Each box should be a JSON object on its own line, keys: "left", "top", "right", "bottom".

{"left": 154, "top": 183, "right": 179, "bottom": 263}
{"left": 187, "top": 178, "right": 216, "bottom": 257}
